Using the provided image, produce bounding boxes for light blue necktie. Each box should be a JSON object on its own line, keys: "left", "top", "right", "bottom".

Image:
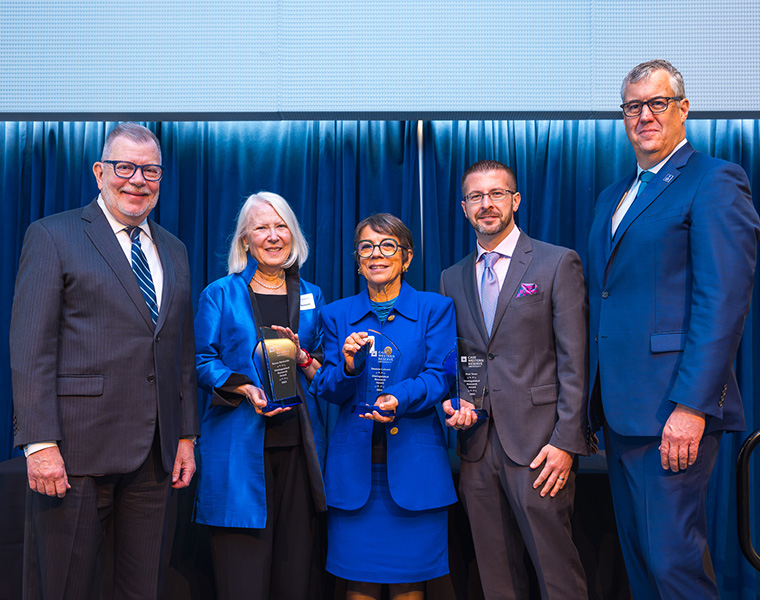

{"left": 480, "top": 252, "right": 501, "bottom": 336}
{"left": 127, "top": 226, "right": 159, "bottom": 324}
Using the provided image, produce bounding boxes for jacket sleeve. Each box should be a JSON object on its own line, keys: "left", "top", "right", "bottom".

{"left": 667, "top": 162, "right": 760, "bottom": 416}
{"left": 310, "top": 305, "right": 360, "bottom": 407}
{"left": 386, "top": 296, "right": 457, "bottom": 418}
{"left": 548, "top": 250, "right": 590, "bottom": 455}
{"left": 10, "top": 222, "right": 64, "bottom": 446}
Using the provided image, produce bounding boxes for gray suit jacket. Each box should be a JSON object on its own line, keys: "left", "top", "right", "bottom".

{"left": 440, "top": 231, "right": 589, "bottom": 465}
{"left": 10, "top": 200, "right": 199, "bottom": 475}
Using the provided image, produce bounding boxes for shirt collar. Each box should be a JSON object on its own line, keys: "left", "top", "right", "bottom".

{"left": 476, "top": 225, "right": 520, "bottom": 261}
{"left": 637, "top": 138, "right": 688, "bottom": 178}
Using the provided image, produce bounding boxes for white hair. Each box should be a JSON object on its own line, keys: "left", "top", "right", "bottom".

{"left": 227, "top": 192, "right": 309, "bottom": 275}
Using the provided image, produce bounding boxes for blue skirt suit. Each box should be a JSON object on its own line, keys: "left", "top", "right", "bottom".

{"left": 193, "top": 257, "right": 327, "bottom": 530}
{"left": 311, "top": 281, "right": 457, "bottom": 583}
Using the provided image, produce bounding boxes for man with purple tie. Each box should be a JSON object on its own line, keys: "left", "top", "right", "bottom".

{"left": 587, "top": 59, "right": 760, "bottom": 599}
{"left": 441, "top": 160, "right": 589, "bottom": 599}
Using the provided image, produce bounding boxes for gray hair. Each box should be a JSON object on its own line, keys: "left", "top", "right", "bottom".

{"left": 227, "top": 192, "right": 310, "bottom": 275}
{"left": 101, "top": 122, "right": 162, "bottom": 163}
{"left": 620, "top": 59, "right": 685, "bottom": 101}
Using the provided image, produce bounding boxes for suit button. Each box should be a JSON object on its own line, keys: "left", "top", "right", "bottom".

{"left": 390, "top": 427, "right": 399, "bottom": 435}
{"left": 601, "top": 291, "right": 609, "bottom": 299}
{"left": 147, "top": 375, "right": 156, "bottom": 383}
{"left": 387, "top": 314, "right": 395, "bottom": 322}
{"left": 488, "top": 353, "right": 495, "bottom": 360}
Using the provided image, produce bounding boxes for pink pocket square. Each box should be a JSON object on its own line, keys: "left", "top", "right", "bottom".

{"left": 515, "top": 283, "right": 538, "bottom": 298}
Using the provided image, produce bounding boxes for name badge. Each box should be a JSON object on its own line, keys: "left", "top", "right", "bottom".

{"left": 300, "top": 293, "right": 316, "bottom": 310}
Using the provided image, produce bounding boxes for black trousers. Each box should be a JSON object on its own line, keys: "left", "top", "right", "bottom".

{"left": 208, "top": 444, "right": 322, "bottom": 600}
{"left": 23, "top": 432, "right": 172, "bottom": 600}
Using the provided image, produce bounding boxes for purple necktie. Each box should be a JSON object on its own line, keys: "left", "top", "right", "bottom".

{"left": 480, "top": 252, "right": 501, "bottom": 336}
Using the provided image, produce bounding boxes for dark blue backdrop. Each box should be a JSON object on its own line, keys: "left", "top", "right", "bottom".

{"left": 2, "top": 119, "right": 759, "bottom": 598}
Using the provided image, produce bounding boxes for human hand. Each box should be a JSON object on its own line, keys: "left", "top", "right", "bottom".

{"left": 235, "top": 383, "right": 291, "bottom": 417}
{"left": 359, "top": 394, "right": 398, "bottom": 423}
{"left": 530, "top": 444, "right": 574, "bottom": 498}
{"left": 442, "top": 398, "right": 478, "bottom": 431}
{"left": 26, "top": 445, "right": 70, "bottom": 497}
{"left": 342, "top": 331, "right": 370, "bottom": 375}
{"left": 270, "top": 325, "right": 309, "bottom": 364}
{"left": 172, "top": 438, "right": 196, "bottom": 489}
{"left": 660, "top": 404, "right": 705, "bottom": 472}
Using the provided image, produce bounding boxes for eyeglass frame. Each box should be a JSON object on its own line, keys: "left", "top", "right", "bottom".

{"left": 355, "top": 238, "right": 409, "bottom": 259}
{"left": 620, "top": 96, "right": 683, "bottom": 118}
{"left": 101, "top": 160, "right": 165, "bottom": 182}
{"left": 463, "top": 188, "right": 517, "bottom": 205}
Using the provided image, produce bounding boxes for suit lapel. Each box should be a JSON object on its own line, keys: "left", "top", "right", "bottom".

{"left": 82, "top": 201, "right": 155, "bottom": 330}
{"left": 460, "top": 251, "right": 489, "bottom": 346}
{"left": 606, "top": 143, "right": 694, "bottom": 275}
{"left": 602, "top": 176, "right": 635, "bottom": 263}
{"left": 491, "top": 232, "right": 532, "bottom": 336}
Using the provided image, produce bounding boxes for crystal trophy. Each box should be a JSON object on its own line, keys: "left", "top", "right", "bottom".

{"left": 353, "top": 329, "right": 401, "bottom": 417}
{"left": 252, "top": 326, "right": 302, "bottom": 412}
{"left": 443, "top": 337, "right": 489, "bottom": 420}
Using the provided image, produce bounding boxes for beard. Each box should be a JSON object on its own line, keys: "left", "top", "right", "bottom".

{"left": 474, "top": 208, "right": 513, "bottom": 236}
{"left": 101, "top": 186, "right": 158, "bottom": 221}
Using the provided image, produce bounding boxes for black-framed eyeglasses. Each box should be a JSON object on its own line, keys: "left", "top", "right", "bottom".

{"left": 620, "top": 96, "right": 682, "bottom": 118}
{"left": 102, "top": 160, "right": 164, "bottom": 181}
{"left": 464, "top": 189, "right": 515, "bottom": 204}
{"left": 356, "top": 238, "right": 407, "bottom": 259}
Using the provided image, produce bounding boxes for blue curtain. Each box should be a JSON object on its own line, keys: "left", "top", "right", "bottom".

{"left": 2, "top": 119, "right": 759, "bottom": 598}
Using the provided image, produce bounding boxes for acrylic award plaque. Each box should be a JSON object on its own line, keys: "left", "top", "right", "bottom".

{"left": 443, "top": 337, "right": 489, "bottom": 420}
{"left": 353, "top": 329, "right": 401, "bottom": 418}
{"left": 252, "top": 326, "right": 302, "bottom": 412}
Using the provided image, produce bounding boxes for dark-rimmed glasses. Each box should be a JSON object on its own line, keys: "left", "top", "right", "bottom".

{"left": 356, "top": 238, "right": 407, "bottom": 258}
{"left": 102, "top": 160, "right": 164, "bottom": 181}
{"left": 620, "top": 96, "right": 682, "bottom": 118}
{"left": 464, "top": 189, "right": 515, "bottom": 204}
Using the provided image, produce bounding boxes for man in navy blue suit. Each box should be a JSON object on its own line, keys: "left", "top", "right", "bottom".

{"left": 587, "top": 59, "right": 760, "bottom": 599}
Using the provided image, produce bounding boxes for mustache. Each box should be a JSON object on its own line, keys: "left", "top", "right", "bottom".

{"left": 476, "top": 208, "right": 502, "bottom": 219}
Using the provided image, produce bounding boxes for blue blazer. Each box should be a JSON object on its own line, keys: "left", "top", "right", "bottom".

{"left": 194, "top": 258, "right": 327, "bottom": 528}
{"left": 311, "top": 281, "right": 458, "bottom": 512}
{"left": 588, "top": 143, "right": 760, "bottom": 436}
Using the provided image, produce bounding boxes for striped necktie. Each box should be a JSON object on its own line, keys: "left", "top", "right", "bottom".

{"left": 126, "top": 226, "right": 159, "bottom": 324}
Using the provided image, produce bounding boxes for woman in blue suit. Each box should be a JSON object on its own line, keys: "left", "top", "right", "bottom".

{"left": 312, "top": 213, "right": 457, "bottom": 600}
{"left": 194, "top": 192, "right": 326, "bottom": 599}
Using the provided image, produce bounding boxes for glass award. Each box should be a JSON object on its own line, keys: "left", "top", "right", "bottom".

{"left": 443, "top": 337, "right": 489, "bottom": 420}
{"left": 353, "top": 329, "right": 401, "bottom": 417}
{"left": 252, "top": 326, "right": 302, "bottom": 412}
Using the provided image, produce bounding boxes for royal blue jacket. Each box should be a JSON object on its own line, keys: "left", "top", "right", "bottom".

{"left": 311, "top": 281, "right": 457, "bottom": 512}
{"left": 194, "top": 258, "right": 326, "bottom": 528}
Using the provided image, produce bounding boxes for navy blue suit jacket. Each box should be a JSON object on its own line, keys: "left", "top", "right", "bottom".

{"left": 588, "top": 143, "right": 759, "bottom": 436}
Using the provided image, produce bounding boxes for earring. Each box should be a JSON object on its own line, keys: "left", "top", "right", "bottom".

{"left": 243, "top": 243, "right": 249, "bottom": 251}
{"left": 357, "top": 268, "right": 361, "bottom": 275}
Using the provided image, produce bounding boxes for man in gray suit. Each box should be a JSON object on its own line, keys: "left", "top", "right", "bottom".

{"left": 441, "top": 160, "right": 589, "bottom": 599}
{"left": 10, "top": 123, "right": 199, "bottom": 599}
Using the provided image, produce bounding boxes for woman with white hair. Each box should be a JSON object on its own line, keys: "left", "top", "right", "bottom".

{"left": 194, "top": 192, "right": 327, "bottom": 599}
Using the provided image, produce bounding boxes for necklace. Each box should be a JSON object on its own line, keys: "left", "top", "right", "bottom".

{"left": 252, "top": 273, "right": 285, "bottom": 290}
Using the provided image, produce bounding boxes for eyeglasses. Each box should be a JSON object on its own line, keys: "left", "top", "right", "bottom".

{"left": 464, "top": 189, "right": 515, "bottom": 204}
{"left": 102, "top": 160, "right": 164, "bottom": 182}
{"left": 620, "top": 96, "right": 682, "bottom": 118}
{"left": 356, "top": 238, "right": 408, "bottom": 259}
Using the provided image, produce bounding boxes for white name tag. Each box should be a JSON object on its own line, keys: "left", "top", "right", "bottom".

{"left": 300, "top": 293, "right": 316, "bottom": 310}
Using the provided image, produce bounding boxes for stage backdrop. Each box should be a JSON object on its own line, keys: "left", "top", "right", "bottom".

{"left": 1, "top": 120, "right": 759, "bottom": 598}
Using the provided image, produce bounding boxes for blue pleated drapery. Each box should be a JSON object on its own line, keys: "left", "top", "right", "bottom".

{"left": 1, "top": 119, "right": 759, "bottom": 598}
